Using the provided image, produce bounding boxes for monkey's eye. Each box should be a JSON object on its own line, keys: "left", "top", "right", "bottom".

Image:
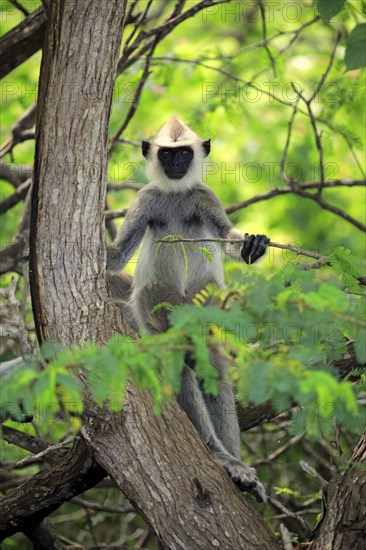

{"left": 181, "top": 149, "right": 190, "bottom": 155}
{"left": 161, "top": 150, "right": 170, "bottom": 157}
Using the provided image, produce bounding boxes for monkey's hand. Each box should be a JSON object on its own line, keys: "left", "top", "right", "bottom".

{"left": 241, "top": 234, "right": 269, "bottom": 265}
{"left": 213, "top": 451, "right": 267, "bottom": 503}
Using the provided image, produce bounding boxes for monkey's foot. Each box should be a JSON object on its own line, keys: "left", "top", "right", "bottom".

{"left": 213, "top": 452, "right": 267, "bottom": 503}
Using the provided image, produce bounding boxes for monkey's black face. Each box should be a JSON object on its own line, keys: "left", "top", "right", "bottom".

{"left": 157, "top": 146, "right": 194, "bottom": 179}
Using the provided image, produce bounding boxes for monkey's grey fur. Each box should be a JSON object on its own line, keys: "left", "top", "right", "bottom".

{"left": 107, "top": 117, "right": 267, "bottom": 503}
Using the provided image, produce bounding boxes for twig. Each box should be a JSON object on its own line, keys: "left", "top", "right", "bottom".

{"left": 309, "top": 32, "right": 341, "bottom": 104}
{"left": 9, "top": 0, "right": 29, "bottom": 16}
{"left": 226, "top": 16, "right": 319, "bottom": 59}
{"left": 0, "top": 179, "right": 32, "bottom": 275}
{"left": 0, "top": 177, "right": 31, "bottom": 215}
{"left": 116, "top": 137, "right": 140, "bottom": 147}
{"left": 291, "top": 82, "right": 325, "bottom": 192}
{"left": 107, "top": 181, "right": 142, "bottom": 192}
{"left": 105, "top": 208, "right": 127, "bottom": 221}
{"left": 226, "top": 179, "right": 366, "bottom": 214}
{"left": 152, "top": 55, "right": 291, "bottom": 107}
{"left": 154, "top": 236, "right": 326, "bottom": 262}
{"left": 72, "top": 497, "right": 133, "bottom": 514}
{"left": 258, "top": 0, "right": 276, "bottom": 77}
{"left": 0, "top": 130, "right": 35, "bottom": 160}
{"left": 278, "top": 16, "right": 320, "bottom": 54}
{"left": 269, "top": 496, "right": 311, "bottom": 536}
{"left": 125, "top": 0, "right": 154, "bottom": 48}
{"left": 280, "top": 523, "right": 294, "bottom": 550}
{"left": 299, "top": 459, "right": 328, "bottom": 489}
{"left": 0, "top": 102, "right": 37, "bottom": 159}
{"left": 291, "top": 182, "right": 366, "bottom": 233}
{"left": 118, "top": 0, "right": 234, "bottom": 74}
{"left": 109, "top": 38, "right": 158, "bottom": 155}
{"left": 290, "top": 30, "right": 341, "bottom": 195}
{"left": 151, "top": 56, "right": 364, "bottom": 178}
{"left": 280, "top": 102, "right": 299, "bottom": 183}
{"left": 252, "top": 432, "right": 305, "bottom": 466}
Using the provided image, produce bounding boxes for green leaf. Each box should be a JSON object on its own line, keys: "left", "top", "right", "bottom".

{"left": 151, "top": 301, "right": 177, "bottom": 314}
{"left": 180, "top": 242, "right": 189, "bottom": 281}
{"left": 247, "top": 361, "right": 272, "bottom": 403}
{"left": 317, "top": 0, "right": 345, "bottom": 21}
{"left": 345, "top": 24, "right": 366, "bottom": 70}
{"left": 198, "top": 246, "right": 213, "bottom": 262}
{"left": 154, "top": 235, "right": 179, "bottom": 258}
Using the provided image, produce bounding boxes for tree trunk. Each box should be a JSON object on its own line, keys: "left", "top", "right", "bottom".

{"left": 30, "top": 0, "right": 128, "bottom": 346}
{"left": 311, "top": 429, "right": 366, "bottom": 550}
{"left": 82, "top": 384, "right": 278, "bottom": 550}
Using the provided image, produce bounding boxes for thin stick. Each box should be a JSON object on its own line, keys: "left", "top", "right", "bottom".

{"left": 154, "top": 237, "right": 326, "bottom": 262}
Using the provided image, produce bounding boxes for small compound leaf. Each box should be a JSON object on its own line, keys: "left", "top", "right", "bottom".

{"left": 198, "top": 246, "right": 213, "bottom": 262}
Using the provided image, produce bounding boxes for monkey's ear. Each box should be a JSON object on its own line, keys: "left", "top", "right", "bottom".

{"left": 142, "top": 141, "right": 151, "bottom": 158}
{"left": 202, "top": 139, "right": 211, "bottom": 157}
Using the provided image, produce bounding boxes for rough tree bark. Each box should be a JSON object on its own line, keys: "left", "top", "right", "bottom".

{"left": 22, "top": 0, "right": 280, "bottom": 548}
{"left": 29, "top": 0, "right": 128, "bottom": 346}
{"left": 311, "top": 428, "right": 366, "bottom": 550}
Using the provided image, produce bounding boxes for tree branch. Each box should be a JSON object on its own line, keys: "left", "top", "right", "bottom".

{"left": 0, "top": 161, "right": 33, "bottom": 187}
{"left": 311, "top": 429, "right": 366, "bottom": 549}
{"left": 0, "top": 177, "right": 31, "bottom": 215}
{"left": 0, "top": 8, "right": 47, "bottom": 79}
{"left": 0, "top": 439, "right": 106, "bottom": 540}
{"left": 154, "top": 236, "right": 327, "bottom": 262}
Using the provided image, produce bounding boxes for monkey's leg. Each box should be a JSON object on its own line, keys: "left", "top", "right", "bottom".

{"left": 131, "top": 286, "right": 173, "bottom": 334}
{"left": 201, "top": 350, "right": 241, "bottom": 460}
{"left": 178, "top": 365, "right": 266, "bottom": 503}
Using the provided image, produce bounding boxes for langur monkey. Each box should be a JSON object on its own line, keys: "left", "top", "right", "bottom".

{"left": 107, "top": 116, "right": 269, "bottom": 503}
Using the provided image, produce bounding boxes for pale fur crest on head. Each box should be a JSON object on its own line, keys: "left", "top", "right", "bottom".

{"left": 145, "top": 116, "right": 208, "bottom": 193}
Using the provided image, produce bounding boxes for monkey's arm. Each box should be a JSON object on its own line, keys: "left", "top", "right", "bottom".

{"left": 198, "top": 185, "right": 269, "bottom": 264}
{"left": 107, "top": 191, "right": 149, "bottom": 271}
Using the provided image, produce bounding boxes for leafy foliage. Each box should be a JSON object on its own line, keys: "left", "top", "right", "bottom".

{"left": 4, "top": 256, "right": 364, "bottom": 441}
{"left": 167, "top": 265, "right": 365, "bottom": 438}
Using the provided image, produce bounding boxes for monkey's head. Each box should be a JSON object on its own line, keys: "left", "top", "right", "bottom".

{"left": 142, "top": 116, "right": 210, "bottom": 192}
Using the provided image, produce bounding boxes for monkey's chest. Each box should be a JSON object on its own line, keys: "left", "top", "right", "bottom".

{"left": 136, "top": 218, "right": 225, "bottom": 296}
{"left": 148, "top": 214, "right": 202, "bottom": 235}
